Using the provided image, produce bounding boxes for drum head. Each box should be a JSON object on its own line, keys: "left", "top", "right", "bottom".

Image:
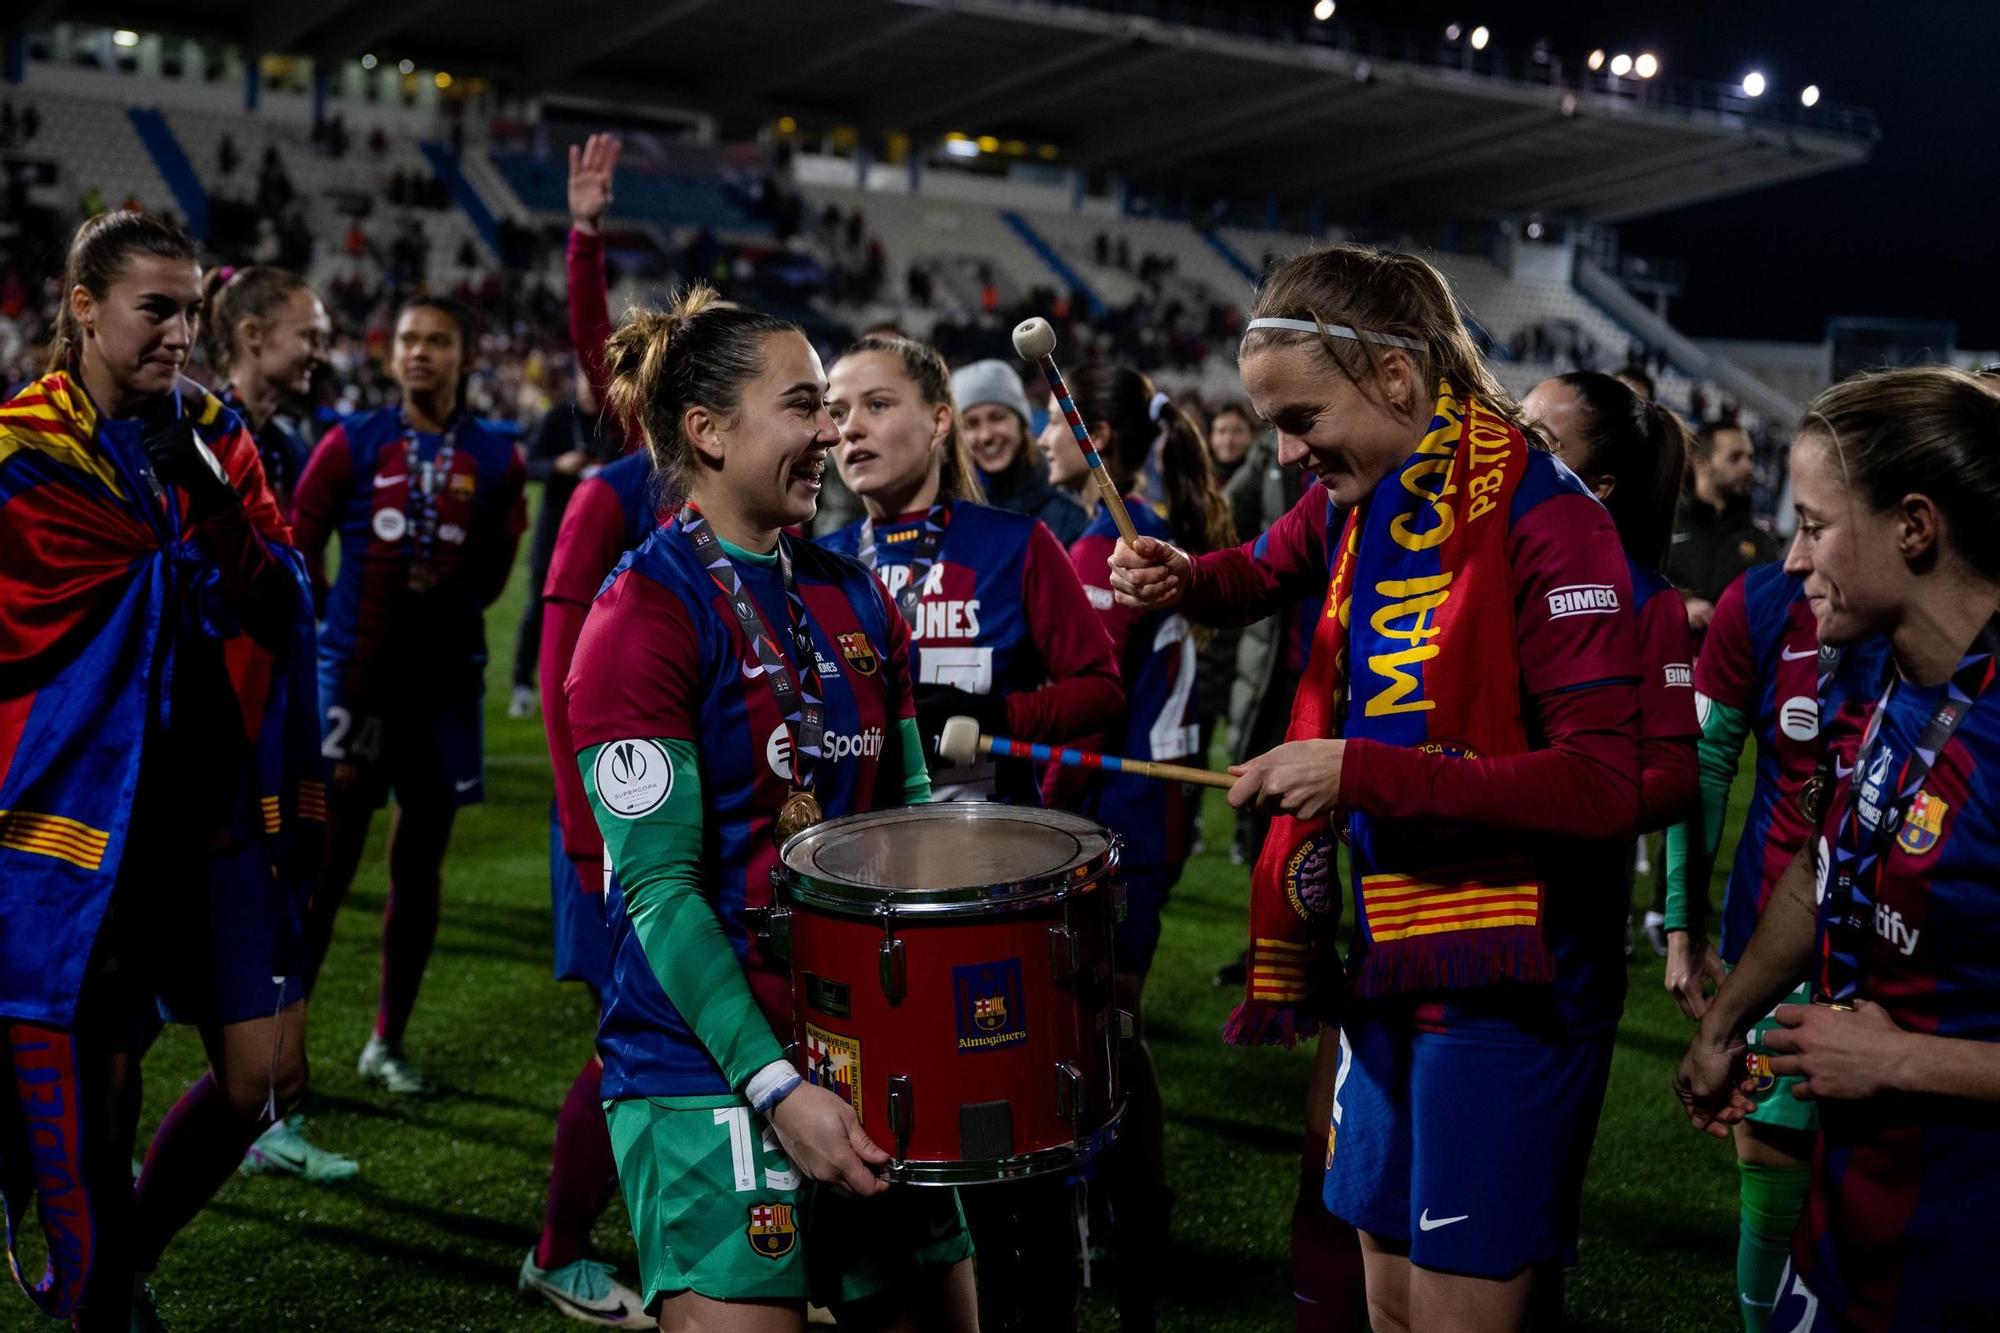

{"left": 778, "top": 803, "right": 1118, "bottom": 915}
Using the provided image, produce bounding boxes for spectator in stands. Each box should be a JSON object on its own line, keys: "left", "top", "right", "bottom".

{"left": 507, "top": 373, "right": 617, "bottom": 719}
{"left": 19, "top": 103, "right": 38, "bottom": 143}
{"left": 1614, "top": 363, "right": 1656, "bottom": 400}
{"left": 218, "top": 131, "right": 239, "bottom": 177}
{"left": 1, "top": 99, "right": 16, "bottom": 147}
{"left": 81, "top": 184, "right": 106, "bottom": 218}
{"left": 1208, "top": 400, "right": 1257, "bottom": 486}
{"left": 954, "top": 358, "right": 1088, "bottom": 544}
{"left": 1669, "top": 420, "right": 1777, "bottom": 635}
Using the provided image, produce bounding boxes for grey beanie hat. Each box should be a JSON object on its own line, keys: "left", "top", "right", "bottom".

{"left": 951, "top": 359, "right": 1033, "bottom": 428}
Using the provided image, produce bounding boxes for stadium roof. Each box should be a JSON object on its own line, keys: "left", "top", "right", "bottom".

{"left": 39, "top": 0, "right": 1877, "bottom": 224}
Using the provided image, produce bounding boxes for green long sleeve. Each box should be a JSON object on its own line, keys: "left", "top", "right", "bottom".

{"left": 899, "top": 716, "right": 932, "bottom": 805}
{"left": 582, "top": 738, "right": 786, "bottom": 1091}
{"left": 1662, "top": 695, "right": 1752, "bottom": 933}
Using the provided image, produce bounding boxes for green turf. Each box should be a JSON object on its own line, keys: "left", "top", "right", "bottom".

{"left": 1, "top": 501, "right": 1751, "bottom": 1331}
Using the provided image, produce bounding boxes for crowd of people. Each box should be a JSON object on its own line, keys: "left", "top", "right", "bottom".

{"left": 3, "top": 113, "right": 1998, "bottom": 1333}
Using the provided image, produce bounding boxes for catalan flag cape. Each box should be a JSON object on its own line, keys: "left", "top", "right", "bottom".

{"left": 1226, "top": 385, "right": 1552, "bottom": 1048}
{"left": 0, "top": 372, "right": 322, "bottom": 1316}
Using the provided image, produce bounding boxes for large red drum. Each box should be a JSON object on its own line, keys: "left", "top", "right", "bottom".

{"left": 772, "top": 803, "right": 1125, "bottom": 1185}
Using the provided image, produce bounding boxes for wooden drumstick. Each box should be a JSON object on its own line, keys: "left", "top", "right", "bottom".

{"left": 938, "top": 716, "right": 1234, "bottom": 791}
{"left": 1012, "top": 317, "right": 1141, "bottom": 547}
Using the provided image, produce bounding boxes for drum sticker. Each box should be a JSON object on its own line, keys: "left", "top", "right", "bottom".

{"left": 745, "top": 1203, "right": 797, "bottom": 1259}
{"left": 805, "top": 973, "right": 852, "bottom": 1019}
{"left": 805, "top": 1024, "right": 862, "bottom": 1119}
{"left": 952, "top": 960, "right": 1028, "bottom": 1053}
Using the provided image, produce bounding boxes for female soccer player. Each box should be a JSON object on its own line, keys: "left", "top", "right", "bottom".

{"left": 1677, "top": 367, "right": 2000, "bottom": 1333}
{"left": 290, "top": 296, "right": 528, "bottom": 1094}
{"left": 1521, "top": 371, "right": 1697, "bottom": 837}
{"left": 202, "top": 265, "right": 330, "bottom": 515}
{"left": 1038, "top": 361, "right": 1233, "bottom": 1329}
{"left": 567, "top": 286, "right": 975, "bottom": 1331}
{"left": 820, "top": 333, "right": 1122, "bottom": 801}
{"left": 1659, "top": 561, "right": 1885, "bottom": 1332}
{"left": 0, "top": 212, "right": 319, "bottom": 1330}
{"left": 1110, "top": 243, "right": 1643, "bottom": 1333}
{"left": 514, "top": 129, "right": 656, "bottom": 1327}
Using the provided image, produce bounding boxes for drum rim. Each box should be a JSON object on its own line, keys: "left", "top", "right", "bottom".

{"left": 879, "top": 1114, "right": 1122, "bottom": 1186}
{"left": 775, "top": 802, "right": 1122, "bottom": 917}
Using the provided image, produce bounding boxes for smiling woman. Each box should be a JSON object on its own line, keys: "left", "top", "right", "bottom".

{"left": 565, "top": 292, "right": 978, "bottom": 1331}
{"left": 1109, "top": 241, "right": 1646, "bottom": 1333}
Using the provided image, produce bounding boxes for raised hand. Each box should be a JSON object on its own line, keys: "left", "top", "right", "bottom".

{"left": 567, "top": 132, "right": 621, "bottom": 235}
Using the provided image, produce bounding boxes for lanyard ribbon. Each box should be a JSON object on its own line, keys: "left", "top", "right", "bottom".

{"left": 1815, "top": 615, "right": 2000, "bottom": 1005}
{"left": 401, "top": 411, "right": 461, "bottom": 592}
{"left": 857, "top": 503, "right": 952, "bottom": 626}
{"left": 676, "top": 503, "right": 827, "bottom": 800}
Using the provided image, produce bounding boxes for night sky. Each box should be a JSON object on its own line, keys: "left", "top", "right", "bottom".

{"left": 1238, "top": 0, "right": 2000, "bottom": 348}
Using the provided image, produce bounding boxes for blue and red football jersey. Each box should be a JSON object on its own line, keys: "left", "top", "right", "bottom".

{"left": 1696, "top": 565, "right": 1887, "bottom": 962}
{"left": 566, "top": 530, "right": 916, "bottom": 1099}
{"left": 1066, "top": 498, "right": 1205, "bottom": 870}
{"left": 821, "top": 500, "right": 1120, "bottom": 803}
{"left": 1795, "top": 668, "right": 2000, "bottom": 1332}
{"left": 291, "top": 407, "right": 527, "bottom": 700}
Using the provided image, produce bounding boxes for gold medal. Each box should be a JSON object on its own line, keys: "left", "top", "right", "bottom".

{"left": 408, "top": 563, "right": 436, "bottom": 594}
{"left": 1798, "top": 772, "right": 1828, "bottom": 823}
{"left": 775, "top": 790, "right": 823, "bottom": 843}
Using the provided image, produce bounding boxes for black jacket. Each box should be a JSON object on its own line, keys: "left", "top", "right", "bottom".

{"left": 1666, "top": 491, "right": 1777, "bottom": 605}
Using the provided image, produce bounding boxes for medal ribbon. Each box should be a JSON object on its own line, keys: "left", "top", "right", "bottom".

{"left": 676, "top": 503, "right": 827, "bottom": 801}
{"left": 1815, "top": 614, "right": 2000, "bottom": 1004}
{"left": 401, "top": 410, "right": 461, "bottom": 591}
{"left": 857, "top": 502, "right": 952, "bottom": 627}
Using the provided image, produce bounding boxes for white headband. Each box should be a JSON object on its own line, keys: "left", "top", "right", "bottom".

{"left": 1243, "top": 317, "right": 1423, "bottom": 352}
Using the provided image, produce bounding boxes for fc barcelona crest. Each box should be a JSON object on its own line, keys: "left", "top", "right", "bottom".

{"left": 746, "top": 1202, "right": 797, "bottom": 1259}
{"left": 448, "top": 470, "right": 477, "bottom": 500}
{"left": 1897, "top": 790, "right": 1949, "bottom": 855}
{"left": 952, "top": 959, "right": 1028, "bottom": 1052}
{"left": 838, "top": 632, "right": 879, "bottom": 676}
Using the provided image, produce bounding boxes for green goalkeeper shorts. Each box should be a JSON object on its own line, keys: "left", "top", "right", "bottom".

{"left": 1743, "top": 979, "right": 1818, "bottom": 1136}
{"left": 606, "top": 1094, "right": 972, "bottom": 1312}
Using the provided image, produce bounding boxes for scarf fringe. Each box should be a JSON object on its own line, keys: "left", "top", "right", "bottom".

{"left": 1350, "top": 927, "right": 1555, "bottom": 999}
{"left": 1221, "top": 1001, "right": 1321, "bottom": 1049}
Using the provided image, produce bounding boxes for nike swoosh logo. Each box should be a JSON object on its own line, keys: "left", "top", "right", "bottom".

{"left": 1834, "top": 759, "right": 1855, "bottom": 779}
{"left": 1780, "top": 647, "right": 1818, "bottom": 661}
{"left": 454, "top": 778, "right": 479, "bottom": 792}
{"left": 374, "top": 473, "right": 404, "bottom": 489}
{"left": 742, "top": 661, "right": 763, "bottom": 680}
{"left": 1418, "top": 1209, "right": 1469, "bottom": 1231}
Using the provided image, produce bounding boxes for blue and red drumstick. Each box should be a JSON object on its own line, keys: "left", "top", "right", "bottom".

{"left": 938, "top": 716, "right": 1233, "bottom": 790}
{"left": 1011, "top": 317, "right": 1141, "bottom": 546}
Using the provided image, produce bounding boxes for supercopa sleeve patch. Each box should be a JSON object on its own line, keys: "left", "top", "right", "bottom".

{"left": 593, "top": 739, "right": 674, "bottom": 818}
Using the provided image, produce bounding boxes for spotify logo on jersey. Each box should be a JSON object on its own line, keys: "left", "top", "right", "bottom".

{"left": 1779, "top": 695, "right": 1819, "bottom": 742}
{"left": 595, "top": 738, "right": 673, "bottom": 818}
{"left": 766, "top": 723, "right": 883, "bottom": 779}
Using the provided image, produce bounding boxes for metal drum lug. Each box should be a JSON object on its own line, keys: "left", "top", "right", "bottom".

{"left": 878, "top": 934, "right": 907, "bottom": 1004}
{"left": 1049, "top": 924, "right": 1080, "bottom": 984}
{"left": 886, "top": 1075, "right": 915, "bottom": 1159}
{"left": 1055, "top": 1061, "right": 1085, "bottom": 1126}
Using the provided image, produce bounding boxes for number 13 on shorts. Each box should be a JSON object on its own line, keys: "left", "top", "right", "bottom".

{"left": 714, "top": 1106, "right": 800, "bottom": 1193}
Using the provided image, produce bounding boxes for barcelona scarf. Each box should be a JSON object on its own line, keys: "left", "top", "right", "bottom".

{"left": 0, "top": 371, "right": 323, "bottom": 1315}
{"left": 1227, "top": 385, "right": 1550, "bottom": 1047}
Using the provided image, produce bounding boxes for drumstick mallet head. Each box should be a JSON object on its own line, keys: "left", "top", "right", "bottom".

{"left": 937, "top": 715, "right": 1236, "bottom": 790}
{"left": 1011, "top": 317, "right": 1141, "bottom": 547}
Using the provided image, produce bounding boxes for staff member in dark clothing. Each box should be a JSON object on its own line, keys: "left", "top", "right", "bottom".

{"left": 1668, "top": 421, "right": 1776, "bottom": 637}
{"left": 954, "top": 357, "right": 1087, "bottom": 544}
{"left": 507, "top": 373, "right": 619, "bottom": 718}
